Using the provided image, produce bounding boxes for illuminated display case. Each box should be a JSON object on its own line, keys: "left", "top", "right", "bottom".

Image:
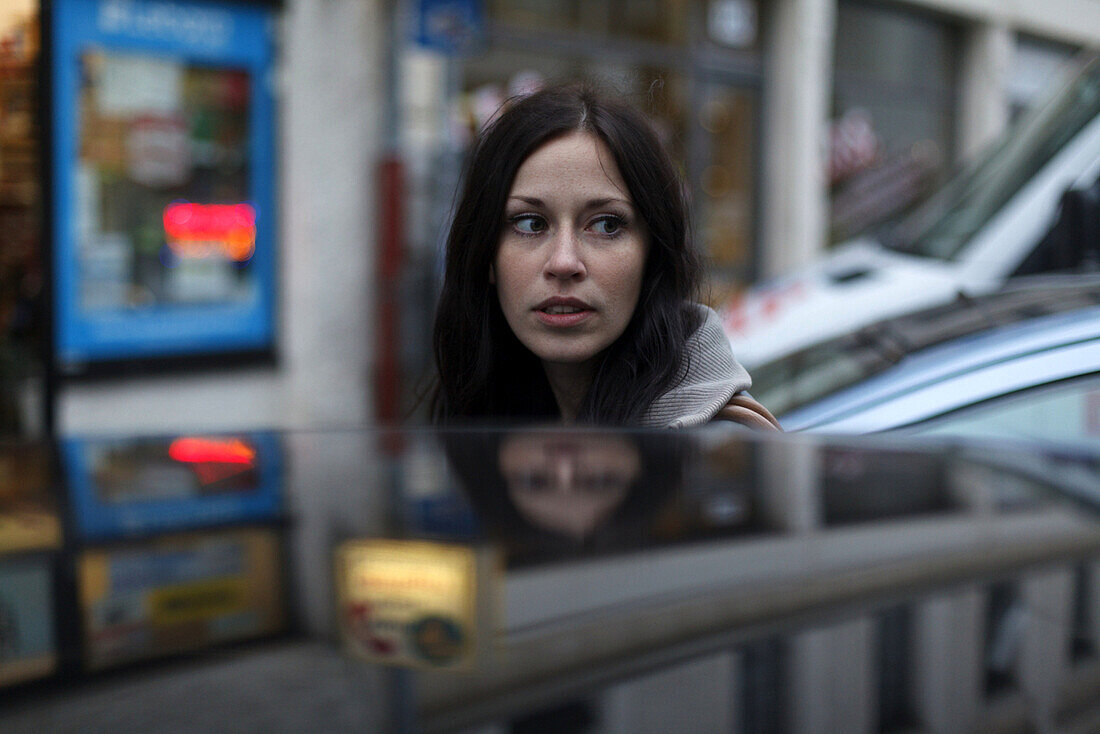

{"left": 49, "top": 0, "right": 277, "bottom": 373}
{"left": 63, "top": 432, "right": 282, "bottom": 541}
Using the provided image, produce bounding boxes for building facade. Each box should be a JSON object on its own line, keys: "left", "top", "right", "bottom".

{"left": 1, "top": 0, "right": 1099, "bottom": 436}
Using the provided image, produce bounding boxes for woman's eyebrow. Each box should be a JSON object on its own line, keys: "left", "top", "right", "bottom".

{"left": 508, "top": 195, "right": 545, "bottom": 207}
{"left": 585, "top": 197, "right": 634, "bottom": 209}
{"left": 506, "top": 195, "right": 634, "bottom": 209}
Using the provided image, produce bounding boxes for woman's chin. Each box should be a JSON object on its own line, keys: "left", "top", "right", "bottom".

{"left": 531, "top": 347, "right": 604, "bottom": 369}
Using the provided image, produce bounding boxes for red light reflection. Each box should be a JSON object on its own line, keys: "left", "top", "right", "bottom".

{"left": 168, "top": 437, "right": 258, "bottom": 486}
{"left": 169, "top": 437, "right": 256, "bottom": 464}
{"left": 163, "top": 202, "right": 257, "bottom": 262}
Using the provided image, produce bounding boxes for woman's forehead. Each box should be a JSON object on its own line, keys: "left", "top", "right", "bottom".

{"left": 509, "top": 132, "right": 631, "bottom": 203}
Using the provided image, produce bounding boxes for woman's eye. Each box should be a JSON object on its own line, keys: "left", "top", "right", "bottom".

{"left": 511, "top": 215, "right": 547, "bottom": 235}
{"left": 590, "top": 216, "right": 624, "bottom": 236}
{"left": 515, "top": 471, "right": 551, "bottom": 492}
{"left": 575, "top": 472, "right": 622, "bottom": 493}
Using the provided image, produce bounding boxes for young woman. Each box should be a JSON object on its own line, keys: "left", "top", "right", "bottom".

{"left": 431, "top": 84, "right": 778, "bottom": 430}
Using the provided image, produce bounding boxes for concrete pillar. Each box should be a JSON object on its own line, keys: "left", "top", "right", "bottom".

{"left": 398, "top": 49, "right": 449, "bottom": 259}
{"left": 601, "top": 652, "right": 738, "bottom": 733}
{"left": 1016, "top": 569, "right": 1074, "bottom": 726}
{"left": 957, "top": 22, "right": 1013, "bottom": 163}
{"left": 757, "top": 440, "right": 823, "bottom": 533}
{"left": 760, "top": 0, "right": 836, "bottom": 278}
{"left": 789, "top": 617, "right": 876, "bottom": 734}
{"left": 285, "top": 430, "right": 391, "bottom": 634}
{"left": 912, "top": 587, "right": 984, "bottom": 733}
{"left": 282, "top": 0, "right": 383, "bottom": 427}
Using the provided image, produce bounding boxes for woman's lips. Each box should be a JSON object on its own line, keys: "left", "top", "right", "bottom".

{"left": 534, "top": 298, "right": 594, "bottom": 327}
{"left": 536, "top": 309, "right": 593, "bottom": 327}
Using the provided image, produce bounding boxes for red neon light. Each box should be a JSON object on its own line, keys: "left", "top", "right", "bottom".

{"left": 162, "top": 202, "right": 257, "bottom": 262}
{"left": 168, "top": 437, "right": 257, "bottom": 465}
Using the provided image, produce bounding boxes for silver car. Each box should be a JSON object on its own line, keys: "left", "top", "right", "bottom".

{"left": 750, "top": 276, "right": 1100, "bottom": 446}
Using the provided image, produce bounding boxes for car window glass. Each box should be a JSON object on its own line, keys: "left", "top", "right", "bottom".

{"left": 910, "top": 373, "right": 1100, "bottom": 444}
{"left": 750, "top": 280, "right": 1100, "bottom": 417}
{"left": 750, "top": 340, "right": 893, "bottom": 417}
{"left": 880, "top": 54, "right": 1100, "bottom": 261}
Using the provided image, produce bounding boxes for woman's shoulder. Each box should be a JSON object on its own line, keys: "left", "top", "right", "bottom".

{"left": 641, "top": 303, "right": 751, "bottom": 427}
{"left": 686, "top": 305, "right": 781, "bottom": 430}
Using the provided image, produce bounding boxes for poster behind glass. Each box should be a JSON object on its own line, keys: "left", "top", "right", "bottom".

{"left": 51, "top": 0, "right": 275, "bottom": 372}
{"left": 77, "top": 53, "right": 255, "bottom": 312}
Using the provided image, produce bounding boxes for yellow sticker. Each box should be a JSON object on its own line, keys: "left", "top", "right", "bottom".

{"left": 148, "top": 576, "right": 247, "bottom": 626}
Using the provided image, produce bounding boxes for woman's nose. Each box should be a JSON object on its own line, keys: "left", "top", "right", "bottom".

{"left": 544, "top": 231, "right": 586, "bottom": 280}
{"left": 552, "top": 457, "right": 576, "bottom": 492}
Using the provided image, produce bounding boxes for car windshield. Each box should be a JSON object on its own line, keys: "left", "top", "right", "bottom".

{"left": 880, "top": 53, "right": 1100, "bottom": 260}
{"left": 750, "top": 277, "right": 1100, "bottom": 417}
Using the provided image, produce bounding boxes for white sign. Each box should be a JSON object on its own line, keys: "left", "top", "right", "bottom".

{"left": 97, "top": 0, "right": 233, "bottom": 51}
{"left": 96, "top": 54, "right": 182, "bottom": 116}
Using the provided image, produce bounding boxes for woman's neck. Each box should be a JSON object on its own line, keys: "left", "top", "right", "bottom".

{"left": 542, "top": 360, "right": 596, "bottom": 423}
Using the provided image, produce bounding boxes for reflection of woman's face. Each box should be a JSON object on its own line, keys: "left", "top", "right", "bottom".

{"left": 498, "top": 433, "right": 642, "bottom": 539}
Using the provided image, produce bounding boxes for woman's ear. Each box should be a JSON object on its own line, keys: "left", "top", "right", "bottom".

{"left": 489, "top": 264, "right": 496, "bottom": 284}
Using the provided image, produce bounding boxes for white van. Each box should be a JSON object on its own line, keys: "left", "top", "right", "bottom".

{"left": 722, "top": 53, "right": 1100, "bottom": 368}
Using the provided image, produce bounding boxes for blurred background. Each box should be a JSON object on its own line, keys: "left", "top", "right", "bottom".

{"left": 0, "top": 0, "right": 1096, "bottom": 439}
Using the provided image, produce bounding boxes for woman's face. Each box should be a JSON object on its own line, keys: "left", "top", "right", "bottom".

{"left": 493, "top": 132, "right": 647, "bottom": 369}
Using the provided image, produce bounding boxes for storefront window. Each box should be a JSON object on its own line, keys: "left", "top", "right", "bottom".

{"left": 829, "top": 1, "right": 958, "bottom": 244}
{"left": 400, "top": 1, "right": 761, "bottom": 416}
{"left": 459, "top": 50, "right": 690, "bottom": 159}
{"left": 695, "top": 82, "right": 755, "bottom": 298}
{"left": 50, "top": 0, "right": 277, "bottom": 371}
{"left": 446, "top": 2, "right": 760, "bottom": 296}
{"left": 449, "top": 54, "right": 757, "bottom": 295}
{"left": 0, "top": 1, "right": 41, "bottom": 436}
{"left": 487, "top": 0, "right": 691, "bottom": 46}
{"left": 77, "top": 52, "right": 254, "bottom": 310}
